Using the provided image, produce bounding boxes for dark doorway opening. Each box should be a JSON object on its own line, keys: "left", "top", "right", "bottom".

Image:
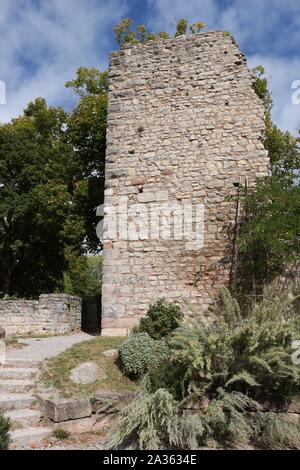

{"left": 81, "top": 295, "right": 101, "bottom": 334}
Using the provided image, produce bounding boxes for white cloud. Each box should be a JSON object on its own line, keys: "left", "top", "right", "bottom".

{"left": 1, "top": 0, "right": 299, "bottom": 134}
{"left": 0, "top": 0, "right": 128, "bottom": 122}
{"left": 248, "top": 55, "right": 300, "bottom": 134}
{"left": 148, "top": 0, "right": 300, "bottom": 133}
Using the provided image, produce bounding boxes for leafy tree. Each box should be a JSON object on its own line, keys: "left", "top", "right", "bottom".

{"left": 63, "top": 254, "right": 102, "bottom": 297}
{"left": 66, "top": 67, "right": 108, "bottom": 253}
{"left": 234, "top": 67, "right": 300, "bottom": 293}
{"left": 252, "top": 65, "right": 300, "bottom": 175}
{"left": 0, "top": 64, "right": 107, "bottom": 297}
{"left": 0, "top": 99, "right": 76, "bottom": 297}
{"left": 237, "top": 176, "right": 300, "bottom": 291}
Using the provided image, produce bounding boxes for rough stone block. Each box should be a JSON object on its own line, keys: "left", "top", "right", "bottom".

{"left": 137, "top": 192, "right": 156, "bottom": 203}
{"left": 44, "top": 398, "right": 92, "bottom": 423}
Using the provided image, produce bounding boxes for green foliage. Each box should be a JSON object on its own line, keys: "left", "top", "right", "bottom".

{"left": 251, "top": 412, "right": 300, "bottom": 449}
{"left": 63, "top": 255, "right": 102, "bottom": 297}
{"left": 175, "top": 19, "right": 188, "bottom": 37}
{"left": 147, "top": 360, "right": 186, "bottom": 400}
{"left": 163, "top": 283, "right": 300, "bottom": 403}
{"left": 65, "top": 67, "right": 108, "bottom": 98}
{"left": 237, "top": 176, "right": 300, "bottom": 290}
{"left": 189, "top": 22, "right": 205, "bottom": 34}
{"left": 252, "top": 65, "right": 273, "bottom": 115}
{"left": 0, "top": 414, "right": 10, "bottom": 450}
{"left": 52, "top": 428, "right": 70, "bottom": 440}
{"left": 114, "top": 19, "right": 170, "bottom": 48}
{"left": 202, "top": 388, "right": 261, "bottom": 447}
{"left": 65, "top": 67, "right": 108, "bottom": 253}
{"left": 107, "top": 388, "right": 205, "bottom": 450}
{"left": 113, "top": 17, "right": 204, "bottom": 48}
{"left": 252, "top": 66, "right": 300, "bottom": 175}
{"left": 0, "top": 98, "right": 74, "bottom": 297}
{"left": 265, "top": 120, "right": 300, "bottom": 175}
{"left": 0, "top": 65, "right": 107, "bottom": 298}
{"left": 235, "top": 67, "right": 300, "bottom": 293}
{"left": 152, "top": 283, "right": 300, "bottom": 402}
{"left": 118, "top": 333, "right": 169, "bottom": 379}
{"left": 114, "top": 18, "right": 139, "bottom": 47}
{"left": 110, "top": 283, "right": 300, "bottom": 449}
{"left": 63, "top": 272, "right": 74, "bottom": 296}
{"left": 137, "top": 299, "right": 183, "bottom": 339}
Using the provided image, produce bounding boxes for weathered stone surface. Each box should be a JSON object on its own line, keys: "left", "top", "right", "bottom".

{"left": 288, "top": 397, "right": 300, "bottom": 414}
{"left": 0, "top": 295, "right": 81, "bottom": 336}
{"left": 70, "top": 362, "right": 107, "bottom": 385}
{"left": 0, "top": 326, "right": 5, "bottom": 338}
{"left": 53, "top": 416, "right": 106, "bottom": 434}
{"left": 44, "top": 398, "right": 92, "bottom": 423}
{"left": 137, "top": 192, "right": 156, "bottom": 203}
{"left": 102, "top": 349, "right": 118, "bottom": 358}
{"left": 102, "top": 31, "right": 269, "bottom": 334}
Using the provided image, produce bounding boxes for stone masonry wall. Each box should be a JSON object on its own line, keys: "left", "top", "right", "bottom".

{"left": 102, "top": 31, "right": 269, "bottom": 336}
{"left": 0, "top": 294, "right": 82, "bottom": 335}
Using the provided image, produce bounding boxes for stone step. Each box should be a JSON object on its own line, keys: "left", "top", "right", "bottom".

{"left": 0, "top": 393, "right": 35, "bottom": 412}
{"left": 3, "top": 360, "right": 39, "bottom": 368}
{"left": 5, "top": 409, "right": 42, "bottom": 428}
{"left": 9, "top": 426, "right": 53, "bottom": 449}
{"left": 0, "top": 379, "right": 33, "bottom": 393}
{"left": 0, "top": 367, "right": 38, "bottom": 380}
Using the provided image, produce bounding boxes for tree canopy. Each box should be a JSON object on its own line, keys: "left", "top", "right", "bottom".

{"left": 0, "top": 18, "right": 299, "bottom": 299}
{"left": 0, "top": 67, "right": 107, "bottom": 297}
{"left": 235, "top": 67, "right": 300, "bottom": 294}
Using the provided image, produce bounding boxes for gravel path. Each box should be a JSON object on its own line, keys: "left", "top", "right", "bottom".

{"left": 7, "top": 333, "right": 94, "bottom": 362}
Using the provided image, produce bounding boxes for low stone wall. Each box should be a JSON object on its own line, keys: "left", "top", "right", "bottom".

{"left": 0, "top": 294, "right": 82, "bottom": 336}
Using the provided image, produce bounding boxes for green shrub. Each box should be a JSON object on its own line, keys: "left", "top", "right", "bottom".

{"left": 202, "top": 388, "right": 261, "bottom": 448}
{"left": 118, "top": 333, "right": 169, "bottom": 379}
{"left": 156, "top": 282, "right": 300, "bottom": 403}
{"left": 110, "top": 281, "right": 300, "bottom": 449}
{"left": 251, "top": 412, "right": 300, "bottom": 449}
{"left": 138, "top": 299, "right": 183, "bottom": 339}
{"left": 0, "top": 414, "right": 10, "bottom": 450}
{"left": 107, "top": 386, "right": 262, "bottom": 450}
{"left": 107, "top": 388, "right": 205, "bottom": 450}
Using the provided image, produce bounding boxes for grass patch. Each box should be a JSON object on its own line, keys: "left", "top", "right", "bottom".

{"left": 52, "top": 428, "right": 70, "bottom": 440}
{"left": 20, "top": 332, "right": 67, "bottom": 339}
{"left": 42, "top": 337, "right": 138, "bottom": 398}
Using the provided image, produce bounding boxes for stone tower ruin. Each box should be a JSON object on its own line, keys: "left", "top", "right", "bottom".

{"left": 101, "top": 31, "right": 269, "bottom": 336}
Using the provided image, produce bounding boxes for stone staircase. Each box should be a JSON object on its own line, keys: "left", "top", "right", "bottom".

{"left": 0, "top": 360, "right": 52, "bottom": 448}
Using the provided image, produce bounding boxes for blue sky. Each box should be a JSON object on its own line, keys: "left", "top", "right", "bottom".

{"left": 0, "top": 0, "right": 299, "bottom": 134}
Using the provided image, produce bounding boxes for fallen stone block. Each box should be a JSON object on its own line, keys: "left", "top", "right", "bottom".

{"left": 44, "top": 398, "right": 92, "bottom": 423}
